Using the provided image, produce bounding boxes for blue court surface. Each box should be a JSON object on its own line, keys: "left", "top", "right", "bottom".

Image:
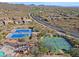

{"left": 15, "top": 29, "right": 32, "bottom": 33}
{"left": 9, "top": 33, "right": 31, "bottom": 39}
{"left": 6, "top": 29, "right": 32, "bottom": 39}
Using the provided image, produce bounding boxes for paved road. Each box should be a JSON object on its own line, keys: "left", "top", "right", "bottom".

{"left": 30, "top": 13, "right": 79, "bottom": 38}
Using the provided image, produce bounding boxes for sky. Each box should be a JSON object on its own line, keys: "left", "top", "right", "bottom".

{"left": 10, "top": 2, "right": 79, "bottom": 7}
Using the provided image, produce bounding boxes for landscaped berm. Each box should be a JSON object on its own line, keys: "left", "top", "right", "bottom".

{"left": 40, "top": 36, "right": 72, "bottom": 53}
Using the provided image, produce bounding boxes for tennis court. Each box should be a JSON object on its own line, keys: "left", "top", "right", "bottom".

{"left": 7, "top": 33, "right": 31, "bottom": 39}
{"left": 15, "top": 29, "right": 32, "bottom": 33}
{"left": 41, "top": 36, "right": 72, "bottom": 52}
{"left": 6, "top": 29, "right": 32, "bottom": 39}
{"left": 0, "top": 51, "right": 6, "bottom": 57}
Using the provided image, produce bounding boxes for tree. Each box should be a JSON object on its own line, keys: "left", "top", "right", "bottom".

{"left": 38, "top": 31, "right": 46, "bottom": 38}
{"left": 39, "top": 46, "right": 49, "bottom": 54}
{"left": 73, "top": 40, "right": 79, "bottom": 45}
{"left": 68, "top": 48, "right": 79, "bottom": 57}
{"left": 0, "top": 35, "right": 2, "bottom": 41}
{"left": 31, "top": 46, "right": 39, "bottom": 57}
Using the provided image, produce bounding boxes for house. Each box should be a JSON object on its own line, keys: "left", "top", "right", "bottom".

{"left": 22, "top": 19, "right": 32, "bottom": 24}
{"left": 0, "top": 17, "right": 13, "bottom": 26}
{"left": 0, "top": 20, "right": 4, "bottom": 26}
{"left": 14, "top": 20, "right": 23, "bottom": 24}
{"left": 12, "top": 16, "right": 32, "bottom": 24}
{"left": 14, "top": 19, "right": 32, "bottom": 24}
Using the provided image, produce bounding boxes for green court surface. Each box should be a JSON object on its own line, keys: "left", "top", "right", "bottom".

{"left": 0, "top": 51, "right": 6, "bottom": 57}
{"left": 41, "top": 36, "right": 72, "bottom": 52}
